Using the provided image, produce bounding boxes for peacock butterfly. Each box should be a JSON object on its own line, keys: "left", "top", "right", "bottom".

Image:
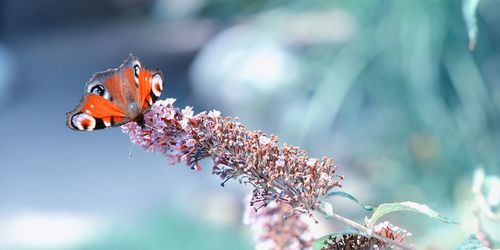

{"left": 67, "top": 54, "right": 164, "bottom": 131}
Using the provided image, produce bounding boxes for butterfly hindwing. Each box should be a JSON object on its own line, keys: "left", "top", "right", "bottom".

{"left": 66, "top": 94, "right": 129, "bottom": 131}
{"left": 137, "top": 66, "right": 164, "bottom": 110}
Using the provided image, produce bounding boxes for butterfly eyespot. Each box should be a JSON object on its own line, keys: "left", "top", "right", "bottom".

{"left": 71, "top": 113, "right": 96, "bottom": 131}
{"left": 134, "top": 64, "right": 140, "bottom": 78}
{"left": 151, "top": 73, "right": 163, "bottom": 97}
{"left": 133, "top": 64, "right": 140, "bottom": 86}
{"left": 90, "top": 85, "right": 105, "bottom": 96}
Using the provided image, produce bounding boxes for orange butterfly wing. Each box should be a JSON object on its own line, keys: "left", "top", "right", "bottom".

{"left": 66, "top": 94, "right": 129, "bottom": 131}
{"left": 138, "top": 67, "right": 164, "bottom": 110}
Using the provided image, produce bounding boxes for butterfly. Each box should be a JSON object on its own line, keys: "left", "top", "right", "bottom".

{"left": 67, "top": 54, "right": 164, "bottom": 131}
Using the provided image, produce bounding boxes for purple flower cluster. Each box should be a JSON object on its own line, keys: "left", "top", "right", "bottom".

{"left": 122, "top": 98, "right": 219, "bottom": 171}
{"left": 122, "top": 98, "right": 343, "bottom": 215}
{"left": 243, "top": 196, "right": 314, "bottom": 250}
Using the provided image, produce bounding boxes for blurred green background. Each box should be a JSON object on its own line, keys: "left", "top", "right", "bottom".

{"left": 0, "top": 0, "right": 499, "bottom": 249}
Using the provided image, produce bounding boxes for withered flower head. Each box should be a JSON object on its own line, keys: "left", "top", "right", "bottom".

{"left": 320, "top": 234, "right": 387, "bottom": 250}
{"left": 122, "top": 99, "right": 343, "bottom": 215}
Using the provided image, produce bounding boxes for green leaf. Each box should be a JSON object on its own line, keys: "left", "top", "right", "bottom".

{"left": 324, "top": 191, "right": 374, "bottom": 212}
{"left": 455, "top": 235, "right": 490, "bottom": 250}
{"left": 319, "top": 201, "right": 333, "bottom": 218}
{"left": 367, "top": 201, "right": 457, "bottom": 225}
{"left": 462, "top": 0, "right": 481, "bottom": 49}
{"left": 312, "top": 229, "right": 364, "bottom": 250}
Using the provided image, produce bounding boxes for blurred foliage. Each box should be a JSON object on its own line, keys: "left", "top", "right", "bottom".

{"left": 463, "top": 0, "right": 481, "bottom": 49}
{"left": 455, "top": 235, "right": 492, "bottom": 250}
{"left": 192, "top": 0, "right": 500, "bottom": 201}
{"left": 76, "top": 207, "right": 252, "bottom": 250}
{"left": 187, "top": 0, "right": 500, "bottom": 247}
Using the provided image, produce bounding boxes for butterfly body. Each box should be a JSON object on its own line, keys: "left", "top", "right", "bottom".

{"left": 67, "top": 54, "right": 164, "bottom": 131}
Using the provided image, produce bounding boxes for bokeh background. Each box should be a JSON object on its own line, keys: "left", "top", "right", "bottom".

{"left": 0, "top": 0, "right": 499, "bottom": 249}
